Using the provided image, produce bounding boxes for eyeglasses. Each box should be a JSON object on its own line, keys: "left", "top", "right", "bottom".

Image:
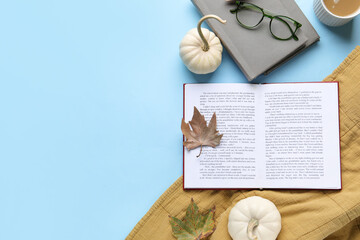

{"left": 230, "top": 1, "right": 302, "bottom": 41}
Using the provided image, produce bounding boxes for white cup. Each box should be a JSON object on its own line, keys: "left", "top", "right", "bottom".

{"left": 313, "top": 0, "right": 360, "bottom": 26}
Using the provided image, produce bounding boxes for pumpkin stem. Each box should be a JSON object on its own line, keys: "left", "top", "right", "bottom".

{"left": 197, "top": 15, "right": 226, "bottom": 52}
{"left": 247, "top": 218, "right": 259, "bottom": 240}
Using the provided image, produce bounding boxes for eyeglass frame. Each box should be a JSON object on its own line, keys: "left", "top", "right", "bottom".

{"left": 230, "top": 1, "right": 302, "bottom": 41}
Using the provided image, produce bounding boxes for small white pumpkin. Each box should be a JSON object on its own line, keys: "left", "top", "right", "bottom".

{"left": 228, "top": 196, "right": 281, "bottom": 240}
{"left": 179, "top": 15, "right": 226, "bottom": 74}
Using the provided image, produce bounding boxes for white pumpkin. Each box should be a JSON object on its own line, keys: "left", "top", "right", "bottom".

{"left": 228, "top": 196, "right": 281, "bottom": 240}
{"left": 179, "top": 15, "right": 226, "bottom": 74}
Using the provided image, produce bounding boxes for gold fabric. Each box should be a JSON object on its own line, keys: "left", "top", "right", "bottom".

{"left": 126, "top": 46, "right": 360, "bottom": 240}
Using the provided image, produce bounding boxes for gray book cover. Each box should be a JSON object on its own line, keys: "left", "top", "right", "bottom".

{"left": 191, "top": 0, "right": 319, "bottom": 81}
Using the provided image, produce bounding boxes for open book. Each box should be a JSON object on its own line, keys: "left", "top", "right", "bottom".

{"left": 183, "top": 82, "right": 341, "bottom": 190}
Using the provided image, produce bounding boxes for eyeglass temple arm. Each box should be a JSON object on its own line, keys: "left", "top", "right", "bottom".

{"left": 228, "top": 1, "right": 287, "bottom": 17}
{"left": 230, "top": 3, "right": 263, "bottom": 12}
{"left": 232, "top": 2, "right": 275, "bottom": 15}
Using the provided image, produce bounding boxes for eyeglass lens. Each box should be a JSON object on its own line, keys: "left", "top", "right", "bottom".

{"left": 235, "top": 3, "right": 263, "bottom": 28}
{"left": 270, "top": 17, "right": 298, "bottom": 39}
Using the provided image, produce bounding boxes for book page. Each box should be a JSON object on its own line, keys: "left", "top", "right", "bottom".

{"left": 260, "top": 82, "right": 341, "bottom": 189}
{"left": 183, "top": 84, "right": 262, "bottom": 189}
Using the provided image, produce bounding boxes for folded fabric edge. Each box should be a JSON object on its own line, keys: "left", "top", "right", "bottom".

{"left": 299, "top": 202, "right": 360, "bottom": 240}
{"left": 325, "top": 46, "right": 360, "bottom": 82}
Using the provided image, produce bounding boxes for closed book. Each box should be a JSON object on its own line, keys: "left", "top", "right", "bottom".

{"left": 191, "top": 0, "right": 320, "bottom": 81}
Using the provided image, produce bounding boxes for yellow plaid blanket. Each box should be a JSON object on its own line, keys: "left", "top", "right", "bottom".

{"left": 126, "top": 46, "right": 360, "bottom": 240}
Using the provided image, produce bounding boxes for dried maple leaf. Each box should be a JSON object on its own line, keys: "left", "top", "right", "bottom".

{"left": 181, "top": 107, "right": 223, "bottom": 157}
{"left": 169, "top": 198, "right": 216, "bottom": 240}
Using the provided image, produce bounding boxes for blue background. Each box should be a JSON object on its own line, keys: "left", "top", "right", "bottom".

{"left": 0, "top": 0, "right": 359, "bottom": 239}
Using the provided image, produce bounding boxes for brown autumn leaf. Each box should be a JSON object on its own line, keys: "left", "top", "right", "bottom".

{"left": 181, "top": 106, "right": 223, "bottom": 157}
